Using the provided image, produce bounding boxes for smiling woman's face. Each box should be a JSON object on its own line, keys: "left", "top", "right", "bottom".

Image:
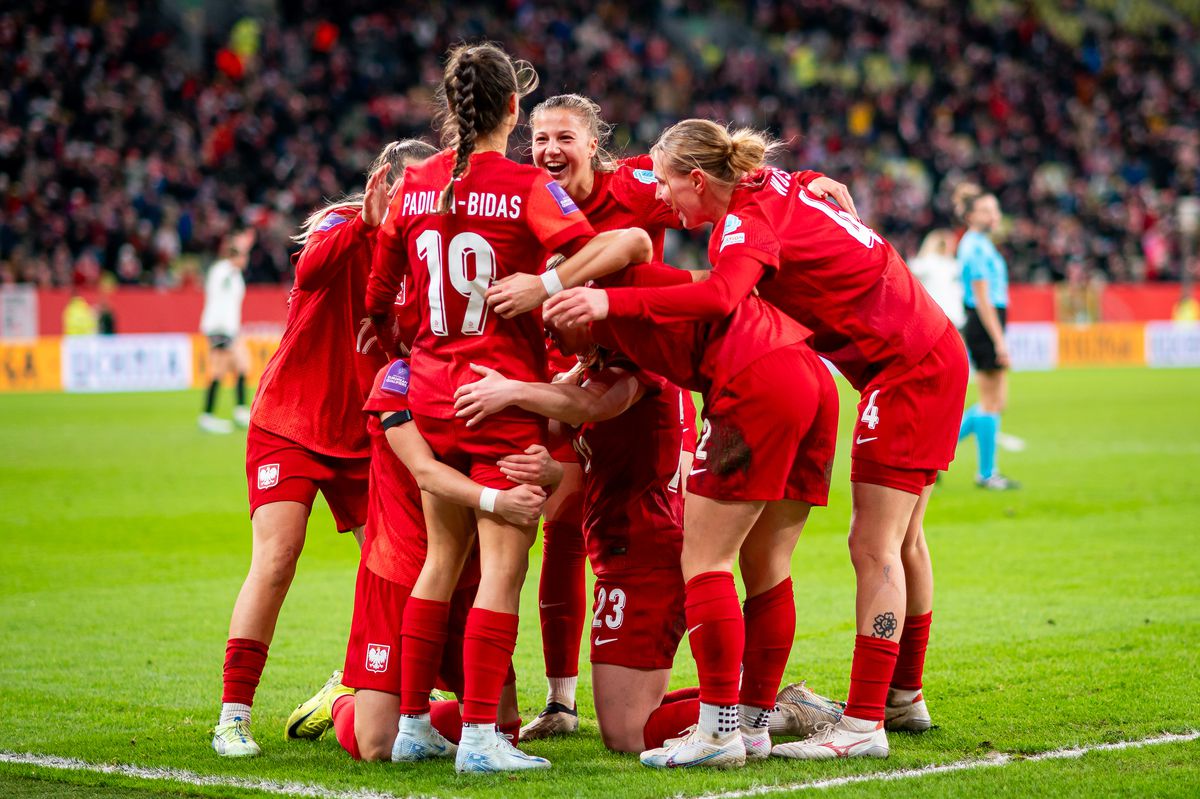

{"left": 532, "top": 108, "right": 598, "bottom": 201}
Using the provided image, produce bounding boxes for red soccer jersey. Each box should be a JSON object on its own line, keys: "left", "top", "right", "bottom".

{"left": 361, "top": 359, "right": 480, "bottom": 587}
{"left": 572, "top": 356, "right": 684, "bottom": 573}
{"left": 251, "top": 210, "right": 388, "bottom": 458}
{"left": 591, "top": 262, "right": 811, "bottom": 399}
{"left": 575, "top": 155, "right": 679, "bottom": 260}
{"left": 368, "top": 150, "right": 594, "bottom": 419}
{"left": 606, "top": 168, "right": 949, "bottom": 389}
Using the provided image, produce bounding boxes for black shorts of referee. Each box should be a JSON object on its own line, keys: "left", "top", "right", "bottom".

{"left": 963, "top": 306, "right": 1007, "bottom": 371}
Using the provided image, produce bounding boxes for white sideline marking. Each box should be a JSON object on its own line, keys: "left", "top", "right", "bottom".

{"left": 688, "top": 730, "right": 1200, "bottom": 799}
{"left": 1, "top": 731, "right": 1197, "bottom": 799}
{"left": 0, "top": 750, "right": 423, "bottom": 799}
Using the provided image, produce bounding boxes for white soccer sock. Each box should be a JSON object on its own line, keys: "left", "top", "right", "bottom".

{"left": 460, "top": 721, "right": 495, "bottom": 746}
{"left": 699, "top": 702, "right": 739, "bottom": 736}
{"left": 739, "top": 703, "right": 771, "bottom": 730}
{"left": 398, "top": 712, "right": 431, "bottom": 731}
{"left": 546, "top": 676, "right": 577, "bottom": 708}
{"left": 219, "top": 702, "right": 252, "bottom": 725}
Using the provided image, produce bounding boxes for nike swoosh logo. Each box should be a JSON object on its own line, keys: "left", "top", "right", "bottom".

{"left": 856, "top": 436, "right": 878, "bottom": 444}
{"left": 594, "top": 637, "right": 618, "bottom": 646}
{"left": 687, "top": 624, "right": 703, "bottom": 636}
{"left": 539, "top": 601, "right": 565, "bottom": 609}
{"left": 688, "top": 468, "right": 707, "bottom": 476}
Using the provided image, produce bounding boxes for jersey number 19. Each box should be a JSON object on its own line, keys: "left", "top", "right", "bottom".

{"left": 416, "top": 230, "right": 497, "bottom": 336}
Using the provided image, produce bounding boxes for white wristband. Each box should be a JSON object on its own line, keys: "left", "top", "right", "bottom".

{"left": 540, "top": 269, "right": 564, "bottom": 296}
{"left": 479, "top": 487, "right": 499, "bottom": 513}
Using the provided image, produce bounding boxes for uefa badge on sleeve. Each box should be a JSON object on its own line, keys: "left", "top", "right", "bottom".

{"left": 257, "top": 463, "right": 280, "bottom": 490}
{"left": 366, "top": 643, "right": 390, "bottom": 673}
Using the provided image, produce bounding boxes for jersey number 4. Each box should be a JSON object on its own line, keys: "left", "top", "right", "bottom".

{"left": 416, "top": 230, "right": 496, "bottom": 336}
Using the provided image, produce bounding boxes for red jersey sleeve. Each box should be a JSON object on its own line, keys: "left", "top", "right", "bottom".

{"left": 525, "top": 175, "right": 595, "bottom": 253}
{"left": 363, "top": 359, "right": 412, "bottom": 414}
{"left": 604, "top": 254, "right": 766, "bottom": 323}
{"left": 293, "top": 212, "right": 374, "bottom": 292}
{"left": 794, "top": 169, "right": 826, "bottom": 187}
{"left": 365, "top": 187, "right": 410, "bottom": 319}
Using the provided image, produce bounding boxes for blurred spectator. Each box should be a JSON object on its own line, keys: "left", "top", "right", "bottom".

{"left": 909, "top": 229, "right": 964, "bottom": 329}
{"left": 0, "top": 1, "right": 1196, "bottom": 287}
{"left": 62, "top": 293, "right": 97, "bottom": 335}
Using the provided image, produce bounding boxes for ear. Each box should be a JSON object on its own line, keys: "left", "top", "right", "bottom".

{"left": 507, "top": 93, "right": 519, "bottom": 116}
{"left": 690, "top": 167, "right": 706, "bottom": 195}
{"left": 588, "top": 137, "right": 598, "bottom": 158}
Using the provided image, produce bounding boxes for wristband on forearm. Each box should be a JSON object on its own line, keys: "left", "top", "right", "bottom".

{"left": 479, "top": 487, "right": 499, "bottom": 513}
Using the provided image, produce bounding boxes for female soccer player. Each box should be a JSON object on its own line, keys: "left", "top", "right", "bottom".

{"left": 954, "top": 183, "right": 1019, "bottom": 490}
{"left": 453, "top": 341, "right": 690, "bottom": 754}
{"left": 538, "top": 120, "right": 969, "bottom": 760}
{"left": 210, "top": 139, "right": 434, "bottom": 758}
{"left": 198, "top": 229, "right": 253, "bottom": 434}
{"left": 529, "top": 253, "right": 840, "bottom": 769}
{"left": 284, "top": 352, "right": 554, "bottom": 761}
{"left": 364, "top": 44, "right": 608, "bottom": 773}
{"left": 516, "top": 95, "right": 849, "bottom": 735}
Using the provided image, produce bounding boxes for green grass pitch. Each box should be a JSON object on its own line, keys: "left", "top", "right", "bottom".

{"left": 0, "top": 368, "right": 1197, "bottom": 798}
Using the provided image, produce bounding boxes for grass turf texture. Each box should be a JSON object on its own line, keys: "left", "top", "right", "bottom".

{"left": 0, "top": 368, "right": 1197, "bottom": 798}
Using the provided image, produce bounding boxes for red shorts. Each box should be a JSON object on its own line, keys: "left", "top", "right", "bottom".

{"left": 413, "top": 412, "right": 547, "bottom": 490}
{"left": 245, "top": 424, "right": 368, "bottom": 532}
{"left": 342, "top": 561, "right": 478, "bottom": 694}
{"left": 589, "top": 565, "right": 685, "bottom": 670}
{"left": 689, "top": 344, "right": 838, "bottom": 504}
{"left": 849, "top": 324, "right": 970, "bottom": 495}
{"left": 681, "top": 390, "right": 699, "bottom": 455}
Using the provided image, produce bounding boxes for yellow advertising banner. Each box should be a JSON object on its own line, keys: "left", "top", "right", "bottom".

{"left": 190, "top": 335, "right": 281, "bottom": 388}
{"left": 1058, "top": 323, "right": 1146, "bottom": 367}
{"left": 0, "top": 338, "right": 62, "bottom": 392}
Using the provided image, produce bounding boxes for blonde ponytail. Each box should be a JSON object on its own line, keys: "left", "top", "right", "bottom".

{"left": 652, "top": 119, "right": 780, "bottom": 186}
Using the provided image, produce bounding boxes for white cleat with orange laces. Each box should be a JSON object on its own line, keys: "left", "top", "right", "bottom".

{"left": 771, "top": 715, "right": 889, "bottom": 760}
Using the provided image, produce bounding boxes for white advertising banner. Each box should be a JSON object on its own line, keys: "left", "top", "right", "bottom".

{"left": 62, "top": 334, "right": 193, "bottom": 393}
{"left": 0, "top": 285, "right": 38, "bottom": 340}
{"left": 1006, "top": 323, "right": 1058, "bottom": 371}
{"left": 1145, "top": 322, "right": 1200, "bottom": 368}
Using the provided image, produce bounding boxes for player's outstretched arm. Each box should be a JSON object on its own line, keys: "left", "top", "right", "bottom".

{"left": 384, "top": 414, "right": 547, "bottom": 526}
{"left": 485, "top": 228, "right": 653, "bottom": 318}
{"left": 453, "top": 364, "right": 645, "bottom": 427}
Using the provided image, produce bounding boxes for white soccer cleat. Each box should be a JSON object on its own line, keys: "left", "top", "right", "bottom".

{"left": 741, "top": 726, "right": 772, "bottom": 761}
{"left": 768, "top": 680, "right": 846, "bottom": 739}
{"left": 885, "top": 688, "right": 932, "bottom": 732}
{"left": 771, "top": 716, "right": 889, "bottom": 760}
{"left": 199, "top": 413, "right": 234, "bottom": 434}
{"left": 640, "top": 725, "right": 746, "bottom": 769}
{"left": 391, "top": 715, "right": 457, "bottom": 762}
{"left": 519, "top": 702, "right": 579, "bottom": 741}
{"left": 212, "top": 718, "right": 261, "bottom": 757}
{"left": 976, "top": 473, "right": 1021, "bottom": 491}
{"left": 456, "top": 726, "right": 551, "bottom": 772}
{"left": 997, "top": 432, "right": 1027, "bottom": 452}
{"left": 233, "top": 406, "right": 252, "bottom": 428}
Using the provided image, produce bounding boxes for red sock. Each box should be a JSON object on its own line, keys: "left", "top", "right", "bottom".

{"left": 740, "top": 578, "right": 796, "bottom": 710}
{"left": 845, "top": 635, "right": 900, "bottom": 721}
{"left": 430, "top": 699, "right": 462, "bottom": 744}
{"left": 891, "top": 612, "right": 932, "bottom": 691}
{"left": 661, "top": 686, "right": 701, "bottom": 704}
{"left": 331, "top": 694, "right": 360, "bottom": 760}
{"left": 221, "top": 638, "right": 269, "bottom": 705}
{"left": 461, "top": 608, "right": 519, "bottom": 724}
{"left": 499, "top": 718, "right": 521, "bottom": 743}
{"left": 399, "top": 598, "right": 450, "bottom": 715}
{"left": 539, "top": 520, "right": 588, "bottom": 679}
{"left": 643, "top": 697, "right": 699, "bottom": 749}
{"left": 684, "top": 571, "right": 744, "bottom": 707}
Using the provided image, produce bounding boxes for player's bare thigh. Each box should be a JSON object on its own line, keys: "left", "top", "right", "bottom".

{"left": 592, "top": 664, "right": 671, "bottom": 753}
{"left": 738, "top": 499, "right": 811, "bottom": 598}
{"left": 544, "top": 460, "right": 584, "bottom": 520}
{"left": 679, "top": 493, "right": 766, "bottom": 581}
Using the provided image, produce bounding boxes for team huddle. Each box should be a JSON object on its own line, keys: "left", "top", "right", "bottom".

{"left": 211, "top": 42, "right": 968, "bottom": 774}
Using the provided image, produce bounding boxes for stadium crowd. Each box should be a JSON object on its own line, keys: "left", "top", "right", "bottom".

{"left": 0, "top": 0, "right": 1196, "bottom": 289}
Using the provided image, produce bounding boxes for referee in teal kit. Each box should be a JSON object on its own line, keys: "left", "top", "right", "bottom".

{"left": 954, "top": 183, "right": 1019, "bottom": 490}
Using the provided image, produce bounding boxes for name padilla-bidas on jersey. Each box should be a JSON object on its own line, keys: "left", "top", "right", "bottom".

{"left": 401, "top": 190, "right": 523, "bottom": 218}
